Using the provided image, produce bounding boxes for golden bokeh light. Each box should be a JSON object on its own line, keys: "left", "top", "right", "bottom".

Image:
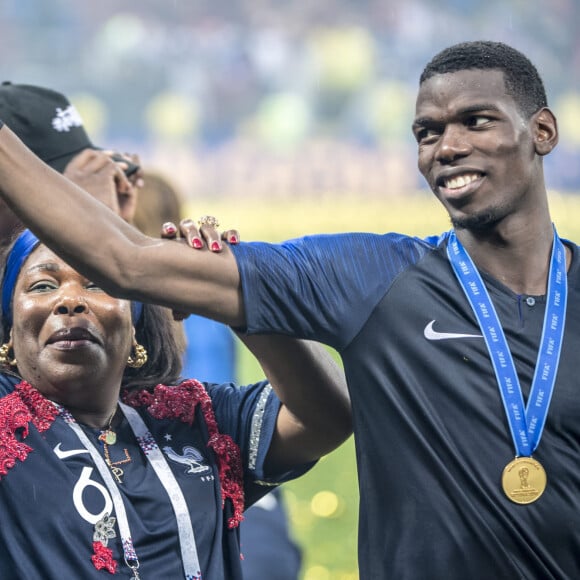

{"left": 310, "top": 490, "right": 341, "bottom": 518}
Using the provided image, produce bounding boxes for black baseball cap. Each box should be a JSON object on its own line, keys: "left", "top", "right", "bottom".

{"left": 0, "top": 82, "right": 96, "bottom": 173}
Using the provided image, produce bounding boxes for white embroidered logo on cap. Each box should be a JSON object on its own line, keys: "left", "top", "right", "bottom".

{"left": 51, "top": 105, "right": 84, "bottom": 132}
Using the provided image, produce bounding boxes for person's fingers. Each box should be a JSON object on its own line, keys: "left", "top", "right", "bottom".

{"left": 174, "top": 216, "right": 226, "bottom": 250}
{"left": 126, "top": 152, "right": 141, "bottom": 166}
{"left": 113, "top": 163, "right": 132, "bottom": 194}
{"left": 130, "top": 161, "right": 145, "bottom": 189}
{"left": 197, "top": 215, "right": 222, "bottom": 252}
{"left": 179, "top": 218, "right": 204, "bottom": 249}
{"left": 221, "top": 228, "right": 240, "bottom": 244}
{"left": 125, "top": 152, "right": 144, "bottom": 187}
{"left": 62, "top": 148, "right": 95, "bottom": 171}
{"left": 161, "top": 221, "right": 178, "bottom": 239}
{"left": 63, "top": 149, "right": 112, "bottom": 175}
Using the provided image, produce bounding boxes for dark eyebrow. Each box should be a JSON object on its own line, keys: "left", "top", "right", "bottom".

{"left": 412, "top": 117, "right": 436, "bottom": 129}
{"left": 25, "top": 263, "right": 60, "bottom": 275}
{"left": 413, "top": 103, "right": 502, "bottom": 129}
{"left": 456, "top": 103, "right": 502, "bottom": 116}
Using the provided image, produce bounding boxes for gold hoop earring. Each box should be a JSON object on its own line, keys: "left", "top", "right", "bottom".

{"left": 0, "top": 341, "right": 17, "bottom": 367}
{"left": 126, "top": 340, "right": 148, "bottom": 369}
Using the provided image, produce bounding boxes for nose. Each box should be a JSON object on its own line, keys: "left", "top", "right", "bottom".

{"left": 53, "top": 294, "right": 88, "bottom": 316}
{"left": 436, "top": 125, "right": 471, "bottom": 163}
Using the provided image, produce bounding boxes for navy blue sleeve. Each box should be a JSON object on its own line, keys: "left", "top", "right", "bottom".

{"left": 232, "top": 232, "right": 432, "bottom": 351}
{"left": 205, "top": 381, "right": 314, "bottom": 506}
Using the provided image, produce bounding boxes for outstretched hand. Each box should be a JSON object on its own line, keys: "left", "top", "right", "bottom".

{"left": 160, "top": 215, "right": 240, "bottom": 320}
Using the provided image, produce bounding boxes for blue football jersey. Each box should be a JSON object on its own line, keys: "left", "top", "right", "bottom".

{"left": 233, "top": 232, "right": 580, "bottom": 579}
{"left": 0, "top": 375, "right": 309, "bottom": 579}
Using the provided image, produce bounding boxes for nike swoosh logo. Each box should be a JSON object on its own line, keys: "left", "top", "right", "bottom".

{"left": 424, "top": 320, "right": 482, "bottom": 341}
{"left": 53, "top": 443, "right": 90, "bottom": 459}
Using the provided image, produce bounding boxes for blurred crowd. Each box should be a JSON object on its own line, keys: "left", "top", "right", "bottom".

{"left": 1, "top": 0, "right": 579, "bottom": 196}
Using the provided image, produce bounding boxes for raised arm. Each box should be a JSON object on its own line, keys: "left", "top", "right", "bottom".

{"left": 0, "top": 123, "right": 353, "bottom": 468}
{"left": 0, "top": 124, "right": 245, "bottom": 326}
{"left": 240, "top": 334, "right": 352, "bottom": 472}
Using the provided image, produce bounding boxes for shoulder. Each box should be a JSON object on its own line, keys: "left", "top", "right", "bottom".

{"left": 122, "top": 379, "right": 275, "bottom": 430}
{"left": 233, "top": 231, "right": 439, "bottom": 253}
{"left": 232, "top": 231, "right": 440, "bottom": 274}
{"left": 203, "top": 380, "right": 276, "bottom": 430}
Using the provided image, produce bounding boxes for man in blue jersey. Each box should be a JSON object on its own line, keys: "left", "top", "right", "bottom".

{"left": 0, "top": 40, "right": 576, "bottom": 578}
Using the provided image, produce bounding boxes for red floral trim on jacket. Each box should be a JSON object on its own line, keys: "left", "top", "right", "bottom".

{"left": 91, "top": 542, "right": 117, "bottom": 574}
{"left": 123, "top": 379, "right": 245, "bottom": 528}
{"left": 0, "top": 381, "right": 58, "bottom": 477}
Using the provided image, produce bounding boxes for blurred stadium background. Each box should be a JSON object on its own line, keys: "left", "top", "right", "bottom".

{"left": 2, "top": 1, "right": 579, "bottom": 578}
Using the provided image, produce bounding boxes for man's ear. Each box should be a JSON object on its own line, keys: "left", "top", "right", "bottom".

{"left": 533, "top": 107, "right": 558, "bottom": 156}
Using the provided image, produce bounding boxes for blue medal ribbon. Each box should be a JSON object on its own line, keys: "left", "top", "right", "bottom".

{"left": 446, "top": 228, "right": 567, "bottom": 457}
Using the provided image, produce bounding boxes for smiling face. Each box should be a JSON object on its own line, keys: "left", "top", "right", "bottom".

{"left": 413, "top": 69, "right": 554, "bottom": 231}
{"left": 10, "top": 244, "right": 134, "bottom": 405}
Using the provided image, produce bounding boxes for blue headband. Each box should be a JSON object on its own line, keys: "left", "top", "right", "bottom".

{"left": 2, "top": 229, "right": 39, "bottom": 326}
{"left": 1, "top": 229, "right": 143, "bottom": 327}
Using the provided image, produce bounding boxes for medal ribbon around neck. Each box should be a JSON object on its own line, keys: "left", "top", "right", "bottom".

{"left": 446, "top": 228, "right": 567, "bottom": 457}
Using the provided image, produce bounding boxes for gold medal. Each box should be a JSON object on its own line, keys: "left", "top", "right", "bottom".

{"left": 501, "top": 457, "right": 547, "bottom": 504}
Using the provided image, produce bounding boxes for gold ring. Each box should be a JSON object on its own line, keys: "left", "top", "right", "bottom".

{"left": 197, "top": 215, "right": 220, "bottom": 228}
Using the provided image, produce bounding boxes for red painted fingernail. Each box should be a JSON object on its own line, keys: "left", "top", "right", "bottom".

{"left": 192, "top": 238, "right": 203, "bottom": 249}
{"left": 229, "top": 235, "right": 238, "bottom": 244}
{"left": 164, "top": 224, "right": 177, "bottom": 235}
{"left": 211, "top": 242, "right": 221, "bottom": 252}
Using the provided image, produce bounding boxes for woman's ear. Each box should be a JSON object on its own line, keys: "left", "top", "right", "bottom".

{"left": 533, "top": 107, "right": 559, "bottom": 156}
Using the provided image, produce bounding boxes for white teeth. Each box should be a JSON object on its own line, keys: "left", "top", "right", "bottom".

{"left": 444, "top": 173, "right": 479, "bottom": 189}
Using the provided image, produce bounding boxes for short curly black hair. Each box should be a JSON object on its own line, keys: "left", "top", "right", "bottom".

{"left": 420, "top": 41, "right": 547, "bottom": 118}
